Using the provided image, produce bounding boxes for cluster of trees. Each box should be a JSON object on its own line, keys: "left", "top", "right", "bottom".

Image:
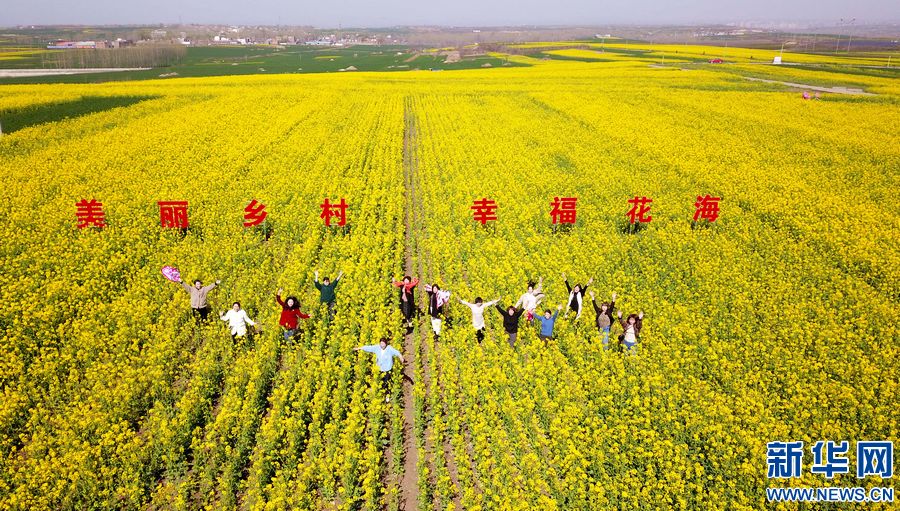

{"left": 41, "top": 44, "right": 187, "bottom": 69}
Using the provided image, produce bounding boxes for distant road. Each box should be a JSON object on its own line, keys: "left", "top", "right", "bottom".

{"left": 0, "top": 68, "right": 150, "bottom": 78}
{"left": 744, "top": 76, "right": 876, "bottom": 96}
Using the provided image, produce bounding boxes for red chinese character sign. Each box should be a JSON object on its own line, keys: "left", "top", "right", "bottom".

{"left": 320, "top": 198, "right": 348, "bottom": 227}
{"left": 73, "top": 194, "right": 727, "bottom": 234}
{"left": 243, "top": 199, "right": 268, "bottom": 227}
{"left": 626, "top": 196, "right": 653, "bottom": 224}
{"left": 471, "top": 198, "right": 498, "bottom": 225}
{"left": 158, "top": 201, "right": 189, "bottom": 229}
{"left": 693, "top": 195, "right": 721, "bottom": 223}
{"left": 550, "top": 197, "right": 577, "bottom": 225}
{"left": 75, "top": 199, "right": 106, "bottom": 229}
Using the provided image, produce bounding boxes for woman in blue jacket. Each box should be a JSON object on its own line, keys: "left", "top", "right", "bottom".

{"left": 535, "top": 304, "right": 563, "bottom": 342}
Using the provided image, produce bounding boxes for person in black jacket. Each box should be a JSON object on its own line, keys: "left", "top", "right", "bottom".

{"left": 562, "top": 272, "right": 593, "bottom": 320}
{"left": 392, "top": 276, "right": 419, "bottom": 334}
{"left": 424, "top": 283, "right": 450, "bottom": 340}
{"left": 495, "top": 304, "right": 525, "bottom": 348}
{"left": 589, "top": 291, "right": 616, "bottom": 349}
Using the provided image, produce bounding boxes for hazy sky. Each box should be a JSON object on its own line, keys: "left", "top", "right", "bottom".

{"left": 2, "top": 0, "right": 896, "bottom": 27}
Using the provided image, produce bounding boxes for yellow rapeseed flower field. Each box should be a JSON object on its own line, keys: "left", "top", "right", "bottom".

{"left": 0, "top": 50, "right": 897, "bottom": 510}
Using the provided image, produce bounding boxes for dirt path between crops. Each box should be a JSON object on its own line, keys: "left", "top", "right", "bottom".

{"left": 406, "top": 101, "right": 438, "bottom": 511}
{"left": 407, "top": 96, "right": 464, "bottom": 511}
{"left": 398, "top": 97, "right": 420, "bottom": 511}
{"left": 401, "top": 95, "right": 462, "bottom": 511}
{"left": 743, "top": 76, "right": 876, "bottom": 96}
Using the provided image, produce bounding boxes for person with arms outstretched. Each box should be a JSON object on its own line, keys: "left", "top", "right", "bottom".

{"left": 424, "top": 283, "right": 451, "bottom": 340}
{"left": 589, "top": 290, "right": 617, "bottom": 350}
{"left": 220, "top": 301, "right": 256, "bottom": 341}
{"left": 392, "top": 276, "right": 419, "bottom": 333}
{"left": 353, "top": 338, "right": 405, "bottom": 402}
{"left": 617, "top": 310, "right": 644, "bottom": 353}
{"left": 562, "top": 272, "right": 592, "bottom": 320}
{"left": 534, "top": 304, "right": 563, "bottom": 343}
{"left": 314, "top": 270, "right": 342, "bottom": 319}
{"left": 495, "top": 303, "right": 525, "bottom": 348}
{"left": 174, "top": 276, "right": 220, "bottom": 323}
{"left": 459, "top": 296, "right": 499, "bottom": 343}
{"left": 515, "top": 277, "right": 544, "bottom": 323}
{"left": 276, "top": 288, "right": 310, "bottom": 341}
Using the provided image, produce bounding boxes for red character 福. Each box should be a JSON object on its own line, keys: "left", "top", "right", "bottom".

{"left": 550, "top": 196, "right": 577, "bottom": 225}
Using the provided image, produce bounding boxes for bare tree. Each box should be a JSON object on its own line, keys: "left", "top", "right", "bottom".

{"left": 46, "top": 45, "right": 187, "bottom": 69}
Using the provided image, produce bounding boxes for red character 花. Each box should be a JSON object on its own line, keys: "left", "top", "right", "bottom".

{"left": 626, "top": 196, "right": 652, "bottom": 224}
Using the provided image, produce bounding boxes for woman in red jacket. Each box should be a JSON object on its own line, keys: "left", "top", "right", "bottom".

{"left": 276, "top": 288, "right": 310, "bottom": 341}
{"left": 392, "top": 276, "right": 419, "bottom": 334}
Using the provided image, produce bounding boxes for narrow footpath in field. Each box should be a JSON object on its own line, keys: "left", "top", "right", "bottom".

{"left": 393, "top": 95, "right": 465, "bottom": 510}
{"left": 397, "top": 97, "right": 421, "bottom": 511}
{"left": 743, "top": 76, "right": 876, "bottom": 95}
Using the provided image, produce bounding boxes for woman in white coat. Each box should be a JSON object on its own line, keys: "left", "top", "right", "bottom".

{"left": 220, "top": 301, "right": 256, "bottom": 340}
{"left": 514, "top": 277, "right": 544, "bottom": 323}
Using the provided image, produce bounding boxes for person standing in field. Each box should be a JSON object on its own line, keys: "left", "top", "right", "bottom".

{"left": 617, "top": 310, "right": 644, "bottom": 353}
{"left": 424, "top": 283, "right": 451, "bottom": 340}
{"left": 174, "top": 277, "right": 221, "bottom": 323}
{"left": 514, "top": 277, "right": 544, "bottom": 323}
{"left": 219, "top": 301, "right": 256, "bottom": 341}
{"left": 392, "top": 276, "right": 419, "bottom": 333}
{"left": 589, "top": 290, "right": 617, "bottom": 350}
{"left": 495, "top": 303, "right": 525, "bottom": 348}
{"left": 562, "top": 273, "right": 593, "bottom": 320}
{"left": 353, "top": 338, "right": 405, "bottom": 403}
{"left": 534, "top": 304, "right": 563, "bottom": 343}
{"left": 314, "top": 270, "right": 343, "bottom": 319}
{"left": 276, "top": 288, "right": 310, "bottom": 342}
{"left": 459, "top": 296, "right": 499, "bottom": 343}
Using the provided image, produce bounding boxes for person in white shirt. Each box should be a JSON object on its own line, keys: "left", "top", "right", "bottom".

{"left": 458, "top": 296, "right": 500, "bottom": 343}
{"left": 219, "top": 301, "right": 256, "bottom": 340}
{"left": 514, "top": 277, "right": 544, "bottom": 323}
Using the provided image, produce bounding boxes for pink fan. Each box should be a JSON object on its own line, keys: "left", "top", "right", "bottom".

{"left": 161, "top": 265, "right": 181, "bottom": 283}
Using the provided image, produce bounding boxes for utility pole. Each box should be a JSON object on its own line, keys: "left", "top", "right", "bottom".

{"left": 846, "top": 18, "right": 856, "bottom": 53}
{"left": 835, "top": 18, "right": 843, "bottom": 54}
